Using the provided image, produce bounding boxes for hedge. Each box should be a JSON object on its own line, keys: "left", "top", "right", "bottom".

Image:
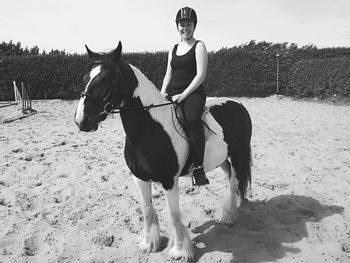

{"left": 1, "top": 43, "right": 350, "bottom": 100}
{"left": 0, "top": 54, "right": 88, "bottom": 100}
{"left": 287, "top": 57, "right": 350, "bottom": 98}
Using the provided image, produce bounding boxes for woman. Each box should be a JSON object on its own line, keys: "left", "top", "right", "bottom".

{"left": 161, "top": 6, "right": 209, "bottom": 186}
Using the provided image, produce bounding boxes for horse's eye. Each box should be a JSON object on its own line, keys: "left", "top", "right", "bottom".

{"left": 83, "top": 75, "right": 89, "bottom": 83}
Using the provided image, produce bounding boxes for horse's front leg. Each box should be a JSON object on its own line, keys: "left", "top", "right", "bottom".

{"left": 133, "top": 176, "right": 161, "bottom": 252}
{"left": 166, "top": 177, "right": 195, "bottom": 261}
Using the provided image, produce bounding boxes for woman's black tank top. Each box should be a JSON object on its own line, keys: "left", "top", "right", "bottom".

{"left": 168, "top": 40, "right": 203, "bottom": 95}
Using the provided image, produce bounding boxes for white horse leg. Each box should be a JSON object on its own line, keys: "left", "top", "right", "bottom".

{"left": 220, "top": 160, "right": 239, "bottom": 224}
{"left": 133, "top": 176, "right": 161, "bottom": 252}
{"left": 166, "top": 178, "right": 194, "bottom": 261}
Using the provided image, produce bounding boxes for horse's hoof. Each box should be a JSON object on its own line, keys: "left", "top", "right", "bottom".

{"left": 138, "top": 239, "right": 159, "bottom": 253}
{"left": 220, "top": 209, "right": 239, "bottom": 225}
{"left": 169, "top": 245, "right": 195, "bottom": 262}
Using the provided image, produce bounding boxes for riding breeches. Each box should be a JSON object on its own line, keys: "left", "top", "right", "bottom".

{"left": 181, "top": 88, "right": 206, "bottom": 131}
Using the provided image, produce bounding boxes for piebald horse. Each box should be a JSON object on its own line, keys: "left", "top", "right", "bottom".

{"left": 74, "top": 42, "right": 252, "bottom": 261}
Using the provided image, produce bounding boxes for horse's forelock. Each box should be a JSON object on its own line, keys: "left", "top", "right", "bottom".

{"left": 89, "top": 57, "right": 113, "bottom": 70}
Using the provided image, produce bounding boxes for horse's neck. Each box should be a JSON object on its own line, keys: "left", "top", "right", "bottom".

{"left": 120, "top": 65, "right": 174, "bottom": 143}
{"left": 129, "top": 65, "right": 166, "bottom": 106}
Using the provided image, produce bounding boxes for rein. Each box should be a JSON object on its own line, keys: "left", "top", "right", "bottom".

{"left": 101, "top": 100, "right": 175, "bottom": 115}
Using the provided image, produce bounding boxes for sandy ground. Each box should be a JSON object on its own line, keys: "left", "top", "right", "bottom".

{"left": 0, "top": 97, "right": 349, "bottom": 263}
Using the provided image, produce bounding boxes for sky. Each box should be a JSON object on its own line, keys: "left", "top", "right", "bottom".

{"left": 1, "top": 0, "right": 350, "bottom": 54}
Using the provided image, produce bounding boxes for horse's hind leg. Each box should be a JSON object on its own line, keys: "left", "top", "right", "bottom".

{"left": 220, "top": 159, "right": 239, "bottom": 224}
{"left": 166, "top": 177, "right": 195, "bottom": 261}
{"left": 133, "top": 176, "right": 161, "bottom": 252}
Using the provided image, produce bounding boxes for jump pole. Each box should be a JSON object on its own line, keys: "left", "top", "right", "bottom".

{"left": 2, "top": 111, "right": 37, "bottom": 124}
{"left": 14, "top": 81, "right": 22, "bottom": 110}
{"left": 0, "top": 102, "right": 17, "bottom": 108}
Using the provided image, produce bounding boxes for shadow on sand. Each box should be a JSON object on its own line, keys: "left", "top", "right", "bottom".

{"left": 192, "top": 195, "right": 344, "bottom": 262}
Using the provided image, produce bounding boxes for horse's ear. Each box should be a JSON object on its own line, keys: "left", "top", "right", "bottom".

{"left": 111, "top": 41, "right": 122, "bottom": 63}
{"left": 85, "top": 44, "right": 96, "bottom": 58}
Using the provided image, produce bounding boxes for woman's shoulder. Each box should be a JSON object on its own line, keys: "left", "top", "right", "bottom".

{"left": 167, "top": 44, "right": 178, "bottom": 57}
{"left": 195, "top": 40, "right": 206, "bottom": 47}
{"left": 195, "top": 40, "right": 207, "bottom": 52}
{"left": 168, "top": 43, "right": 179, "bottom": 52}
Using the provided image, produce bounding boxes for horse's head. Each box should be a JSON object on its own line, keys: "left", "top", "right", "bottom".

{"left": 74, "top": 41, "right": 132, "bottom": 132}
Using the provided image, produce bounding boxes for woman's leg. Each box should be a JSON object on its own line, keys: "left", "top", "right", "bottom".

{"left": 183, "top": 90, "right": 209, "bottom": 186}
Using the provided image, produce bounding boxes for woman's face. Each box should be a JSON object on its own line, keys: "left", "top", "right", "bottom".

{"left": 177, "top": 20, "right": 195, "bottom": 40}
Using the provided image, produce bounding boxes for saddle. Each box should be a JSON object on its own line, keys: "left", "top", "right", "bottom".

{"left": 171, "top": 104, "right": 215, "bottom": 141}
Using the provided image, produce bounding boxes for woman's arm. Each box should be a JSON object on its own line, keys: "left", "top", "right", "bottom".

{"left": 172, "top": 41, "right": 208, "bottom": 103}
{"left": 160, "top": 47, "right": 173, "bottom": 96}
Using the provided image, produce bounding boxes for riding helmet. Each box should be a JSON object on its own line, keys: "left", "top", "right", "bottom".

{"left": 175, "top": 7, "right": 197, "bottom": 25}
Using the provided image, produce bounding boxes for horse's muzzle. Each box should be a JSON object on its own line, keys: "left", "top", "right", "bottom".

{"left": 75, "top": 115, "right": 98, "bottom": 132}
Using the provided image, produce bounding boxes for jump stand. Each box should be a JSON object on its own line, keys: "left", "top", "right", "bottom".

{"left": 2, "top": 81, "right": 37, "bottom": 124}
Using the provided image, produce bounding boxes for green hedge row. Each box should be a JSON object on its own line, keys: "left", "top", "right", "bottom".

{"left": 206, "top": 49, "right": 279, "bottom": 97}
{"left": 0, "top": 53, "right": 170, "bottom": 100}
{"left": 287, "top": 57, "right": 350, "bottom": 98}
{"left": 1, "top": 44, "right": 350, "bottom": 100}
{"left": 0, "top": 54, "right": 88, "bottom": 100}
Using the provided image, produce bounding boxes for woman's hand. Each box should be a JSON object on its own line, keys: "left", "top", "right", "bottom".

{"left": 172, "top": 93, "right": 187, "bottom": 103}
{"left": 160, "top": 91, "right": 168, "bottom": 98}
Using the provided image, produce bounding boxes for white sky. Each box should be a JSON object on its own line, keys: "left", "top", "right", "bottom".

{"left": 1, "top": 0, "right": 350, "bottom": 54}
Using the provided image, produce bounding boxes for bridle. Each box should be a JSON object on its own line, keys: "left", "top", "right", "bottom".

{"left": 80, "top": 62, "right": 175, "bottom": 115}
{"left": 80, "top": 90, "right": 116, "bottom": 115}
{"left": 80, "top": 64, "right": 125, "bottom": 115}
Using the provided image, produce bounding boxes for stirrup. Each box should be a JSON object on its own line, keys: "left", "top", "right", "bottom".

{"left": 192, "top": 165, "right": 210, "bottom": 186}
{"left": 193, "top": 165, "right": 204, "bottom": 170}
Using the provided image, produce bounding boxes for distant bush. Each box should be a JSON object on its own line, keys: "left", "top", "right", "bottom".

{"left": 287, "top": 57, "right": 350, "bottom": 98}
{"left": 125, "top": 51, "right": 167, "bottom": 90}
{"left": 0, "top": 40, "right": 40, "bottom": 57}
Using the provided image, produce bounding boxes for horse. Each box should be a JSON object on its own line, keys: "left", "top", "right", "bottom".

{"left": 74, "top": 41, "right": 252, "bottom": 261}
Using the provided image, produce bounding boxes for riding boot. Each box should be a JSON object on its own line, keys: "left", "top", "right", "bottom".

{"left": 188, "top": 127, "right": 210, "bottom": 186}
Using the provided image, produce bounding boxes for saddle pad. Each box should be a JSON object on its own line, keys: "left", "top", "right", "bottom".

{"left": 171, "top": 105, "right": 213, "bottom": 141}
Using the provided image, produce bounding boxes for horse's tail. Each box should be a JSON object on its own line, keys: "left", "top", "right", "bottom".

{"left": 229, "top": 103, "right": 252, "bottom": 200}
{"left": 209, "top": 99, "right": 252, "bottom": 199}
